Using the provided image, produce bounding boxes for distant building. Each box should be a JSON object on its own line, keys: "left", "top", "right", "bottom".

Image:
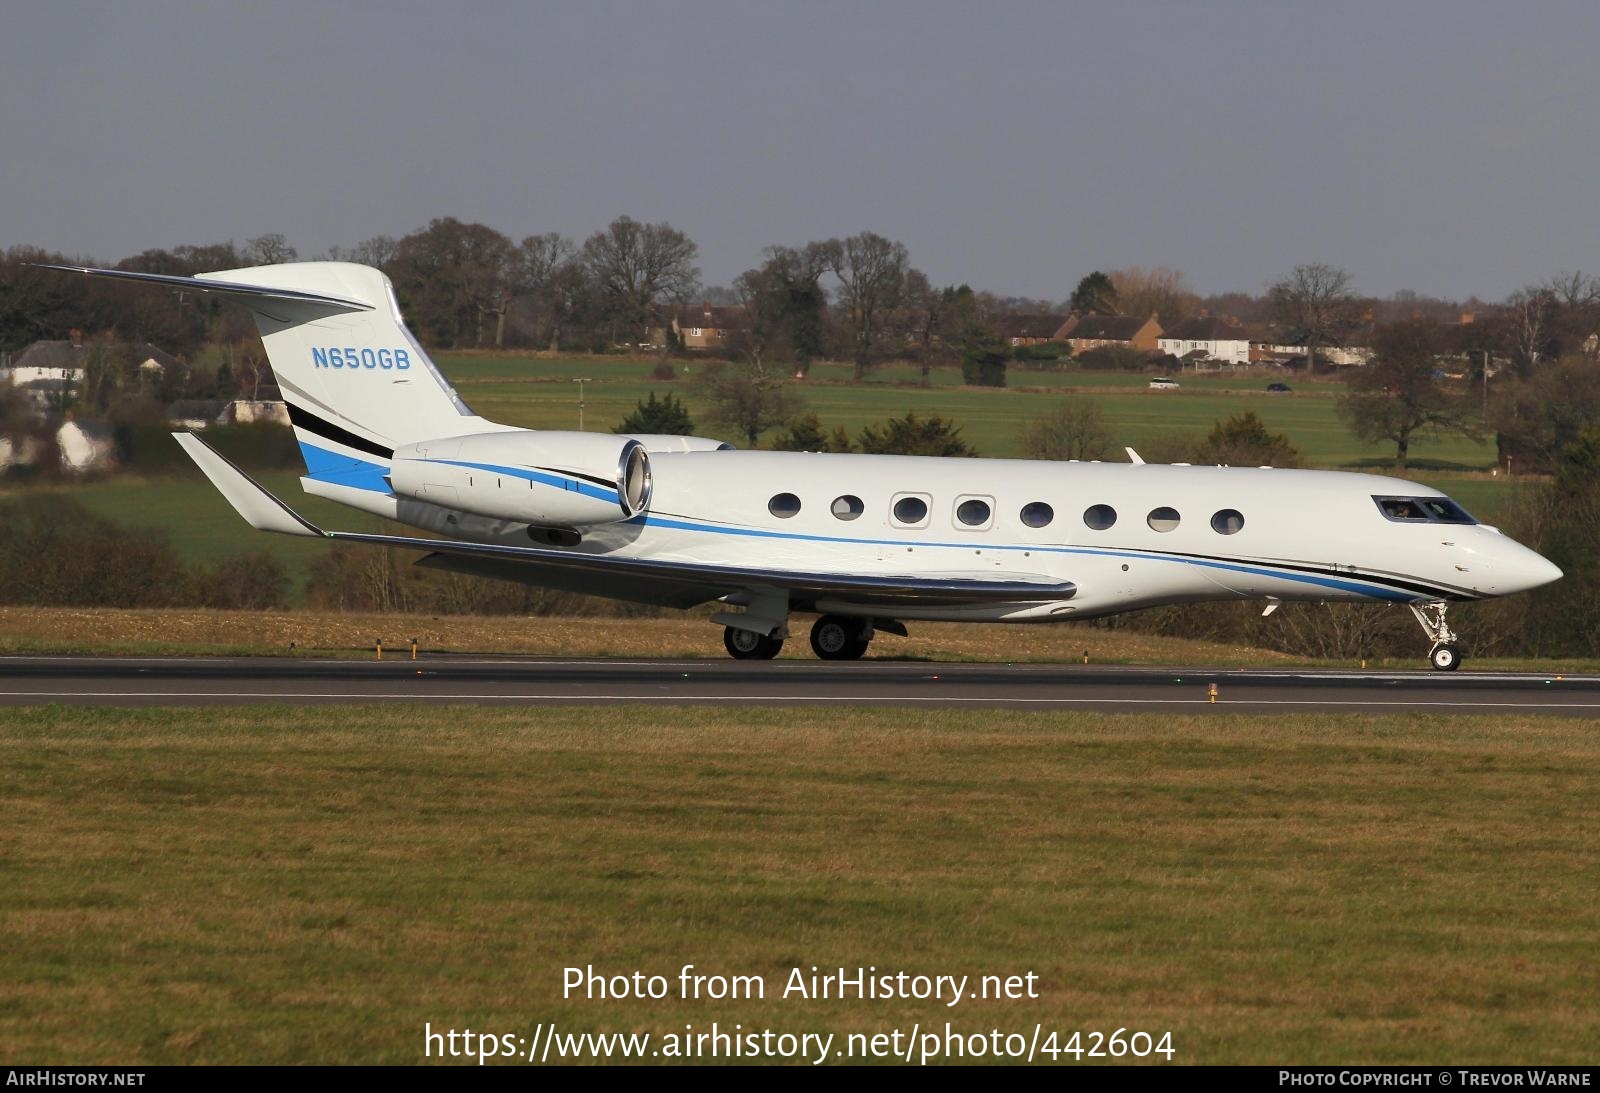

{"left": 1000, "top": 315, "right": 1070, "bottom": 347}
{"left": 1250, "top": 328, "right": 1374, "bottom": 368}
{"left": 649, "top": 302, "right": 746, "bottom": 351}
{"left": 1158, "top": 316, "right": 1250, "bottom": 365}
{"left": 1058, "top": 315, "right": 1163, "bottom": 355}
{"left": 0, "top": 339, "right": 186, "bottom": 410}
{"left": 3, "top": 340, "right": 87, "bottom": 408}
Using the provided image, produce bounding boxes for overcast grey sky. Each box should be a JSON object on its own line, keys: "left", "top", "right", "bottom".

{"left": 3, "top": 1, "right": 1596, "bottom": 302}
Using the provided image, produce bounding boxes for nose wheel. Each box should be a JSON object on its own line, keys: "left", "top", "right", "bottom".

{"left": 1429, "top": 642, "right": 1462, "bottom": 672}
{"left": 1410, "top": 602, "right": 1463, "bottom": 672}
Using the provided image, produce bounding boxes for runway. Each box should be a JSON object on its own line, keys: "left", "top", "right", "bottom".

{"left": 1, "top": 655, "right": 1599, "bottom": 714}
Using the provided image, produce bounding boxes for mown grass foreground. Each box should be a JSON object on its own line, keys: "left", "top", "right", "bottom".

{"left": 2, "top": 705, "right": 1596, "bottom": 1065}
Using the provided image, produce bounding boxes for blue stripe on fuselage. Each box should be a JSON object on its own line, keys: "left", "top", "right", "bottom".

{"left": 427, "top": 458, "right": 619, "bottom": 502}
{"left": 299, "top": 441, "right": 392, "bottom": 494}
{"left": 628, "top": 513, "right": 1425, "bottom": 602}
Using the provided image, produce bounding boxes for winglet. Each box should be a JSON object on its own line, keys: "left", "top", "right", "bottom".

{"left": 173, "top": 432, "right": 325, "bottom": 537}
{"left": 1125, "top": 446, "right": 1146, "bottom": 465}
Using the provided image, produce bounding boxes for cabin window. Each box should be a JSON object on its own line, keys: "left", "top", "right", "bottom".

{"left": 1083, "top": 504, "right": 1117, "bottom": 530}
{"left": 891, "top": 494, "right": 930, "bottom": 527}
{"left": 1020, "top": 501, "right": 1054, "bottom": 528}
{"left": 831, "top": 494, "right": 864, "bottom": 521}
{"left": 955, "top": 496, "right": 993, "bottom": 528}
{"left": 1147, "top": 507, "right": 1181, "bottom": 532}
{"left": 1374, "top": 496, "right": 1477, "bottom": 524}
{"left": 1211, "top": 509, "right": 1245, "bottom": 535}
{"left": 768, "top": 492, "right": 801, "bottom": 518}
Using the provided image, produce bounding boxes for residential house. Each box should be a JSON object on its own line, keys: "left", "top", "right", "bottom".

{"left": 663, "top": 302, "right": 745, "bottom": 351}
{"left": 1001, "top": 314, "right": 1069, "bottom": 347}
{"left": 1250, "top": 327, "right": 1374, "bottom": 368}
{"left": 3, "top": 340, "right": 86, "bottom": 408}
{"left": 1157, "top": 316, "right": 1251, "bottom": 366}
{"left": 1058, "top": 315, "right": 1163, "bottom": 355}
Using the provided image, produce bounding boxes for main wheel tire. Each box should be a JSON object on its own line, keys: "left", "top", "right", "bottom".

{"left": 725, "top": 626, "right": 783, "bottom": 660}
{"left": 810, "top": 615, "right": 869, "bottom": 661}
{"left": 1430, "top": 642, "right": 1463, "bottom": 672}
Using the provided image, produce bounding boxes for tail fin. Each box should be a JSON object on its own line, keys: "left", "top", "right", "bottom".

{"left": 38, "top": 262, "right": 486, "bottom": 467}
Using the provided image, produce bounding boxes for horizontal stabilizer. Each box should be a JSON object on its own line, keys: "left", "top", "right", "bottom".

{"left": 31, "top": 264, "right": 374, "bottom": 319}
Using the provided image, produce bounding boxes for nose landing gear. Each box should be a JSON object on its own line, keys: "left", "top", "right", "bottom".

{"left": 1410, "top": 602, "right": 1463, "bottom": 672}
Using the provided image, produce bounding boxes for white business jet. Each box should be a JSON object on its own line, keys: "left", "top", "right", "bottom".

{"left": 42, "top": 262, "right": 1561, "bottom": 670}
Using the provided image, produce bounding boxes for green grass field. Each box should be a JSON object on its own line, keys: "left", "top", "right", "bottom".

{"left": 2, "top": 705, "right": 1595, "bottom": 1065}
{"left": 434, "top": 353, "right": 1500, "bottom": 469}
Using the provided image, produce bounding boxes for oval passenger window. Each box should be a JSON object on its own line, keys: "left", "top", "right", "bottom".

{"left": 1147, "top": 507, "right": 1181, "bottom": 532}
{"left": 893, "top": 496, "right": 929, "bottom": 524}
{"left": 1083, "top": 504, "right": 1117, "bottom": 530}
{"left": 831, "top": 495, "right": 864, "bottom": 521}
{"left": 1211, "top": 509, "right": 1244, "bottom": 535}
{"left": 1020, "top": 501, "right": 1053, "bottom": 528}
{"left": 956, "top": 498, "right": 991, "bottom": 526}
{"left": 768, "top": 493, "right": 801, "bottom": 518}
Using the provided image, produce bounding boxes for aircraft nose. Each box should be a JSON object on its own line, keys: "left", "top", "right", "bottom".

{"left": 1499, "top": 544, "right": 1563, "bottom": 594}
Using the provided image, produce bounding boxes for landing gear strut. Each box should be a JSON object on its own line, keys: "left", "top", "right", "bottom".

{"left": 1410, "top": 602, "right": 1463, "bottom": 672}
{"left": 723, "top": 626, "right": 783, "bottom": 660}
{"left": 809, "top": 615, "right": 873, "bottom": 661}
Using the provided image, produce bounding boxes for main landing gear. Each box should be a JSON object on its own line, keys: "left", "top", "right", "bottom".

{"left": 808, "top": 615, "right": 873, "bottom": 661}
{"left": 723, "top": 626, "right": 784, "bottom": 660}
{"left": 1410, "top": 601, "right": 1463, "bottom": 672}
{"left": 720, "top": 614, "right": 896, "bottom": 661}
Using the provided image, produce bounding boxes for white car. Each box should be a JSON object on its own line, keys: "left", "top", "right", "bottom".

{"left": 1148, "top": 377, "right": 1180, "bottom": 390}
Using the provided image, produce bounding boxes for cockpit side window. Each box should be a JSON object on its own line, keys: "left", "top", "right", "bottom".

{"left": 1373, "top": 495, "right": 1477, "bottom": 524}
{"left": 1420, "top": 498, "right": 1476, "bottom": 524}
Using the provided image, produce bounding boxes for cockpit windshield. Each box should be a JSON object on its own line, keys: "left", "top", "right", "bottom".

{"left": 1373, "top": 495, "right": 1477, "bottom": 525}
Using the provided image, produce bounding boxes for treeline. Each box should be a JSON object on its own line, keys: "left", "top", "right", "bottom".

{"left": 12, "top": 222, "right": 1597, "bottom": 376}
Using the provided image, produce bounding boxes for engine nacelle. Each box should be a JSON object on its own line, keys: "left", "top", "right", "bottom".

{"left": 389, "top": 431, "right": 651, "bottom": 527}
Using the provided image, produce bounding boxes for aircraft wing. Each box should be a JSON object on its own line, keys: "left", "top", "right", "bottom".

{"left": 174, "top": 433, "right": 1075, "bottom": 609}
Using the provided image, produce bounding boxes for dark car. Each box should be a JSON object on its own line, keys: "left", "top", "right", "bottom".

{"left": 1266, "top": 382, "right": 1292, "bottom": 393}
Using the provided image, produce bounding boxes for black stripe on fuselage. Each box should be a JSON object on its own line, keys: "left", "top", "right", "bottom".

{"left": 286, "top": 402, "right": 394, "bottom": 461}
{"left": 1141, "top": 547, "right": 1479, "bottom": 601}
{"left": 533, "top": 466, "right": 616, "bottom": 491}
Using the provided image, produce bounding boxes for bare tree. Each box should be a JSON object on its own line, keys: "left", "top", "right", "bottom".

{"left": 827, "top": 232, "right": 909, "bottom": 378}
{"left": 1021, "top": 396, "right": 1112, "bottom": 461}
{"left": 1337, "top": 318, "right": 1480, "bottom": 470}
{"left": 243, "top": 233, "right": 298, "bottom": 265}
{"left": 516, "top": 233, "right": 578, "bottom": 351}
{"left": 1548, "top": 270, "right": 1600, "bottom": 310}
{"left": 1109, "top": 266, "right": 1197, "bottom": 323}
{"left": 1269, "top": 263, "right": 1356, "bottom": 373}
{"left": 327, "top": 235, "right": 399, "bottom": 270}
{"left": 580, "top": 217, "right": 699, "bottom": 346}
{"left": 1504, "top": 285, "right": 1559, "bottom": 371}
